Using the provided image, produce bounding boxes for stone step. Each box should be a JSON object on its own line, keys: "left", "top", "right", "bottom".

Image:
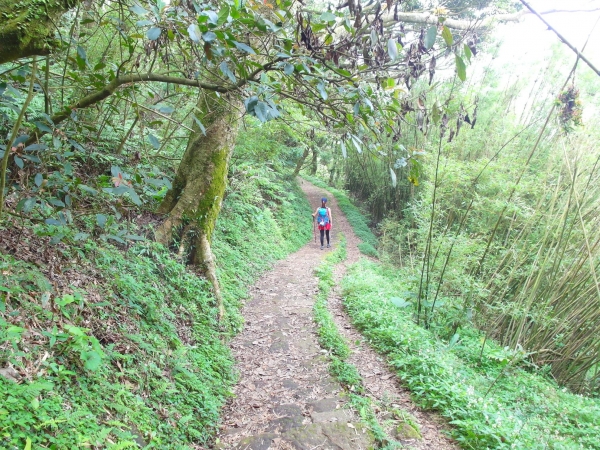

{"left": 232, "top": 420, "right": 372, "bottom": 450}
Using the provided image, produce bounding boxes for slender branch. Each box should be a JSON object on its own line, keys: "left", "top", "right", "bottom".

{"left": 1, "top": 58, "right": 38, "bottom": 219}
{"left": 378, "top": 6, "right": 600, "bottom": 31}
{"left": 519, "top": 0, "right": 600, "bottom": 77}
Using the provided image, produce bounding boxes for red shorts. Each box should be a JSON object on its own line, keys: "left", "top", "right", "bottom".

{"left": 318, "top": 223, "right": 332, "bottom": 231}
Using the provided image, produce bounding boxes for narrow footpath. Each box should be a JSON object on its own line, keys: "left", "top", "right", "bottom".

{"left": 215, "top": 180, "right": 456, "bottom": 450}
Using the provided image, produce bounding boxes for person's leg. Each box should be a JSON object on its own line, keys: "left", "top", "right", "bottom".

{"left": 320, "top": 229, "right": 325, "bottom": 248}
{"left": 325, "top": 229, "right": 330, "bottom": 247}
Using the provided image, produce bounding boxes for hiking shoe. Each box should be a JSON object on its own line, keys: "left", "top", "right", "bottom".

{"left": 327, "top": 244, "right": 331, "bottom": 248}
{"left": 320, "top": 246, "right": 324, "bottom": 250}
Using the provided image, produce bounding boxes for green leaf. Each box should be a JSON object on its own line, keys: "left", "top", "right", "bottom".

{"left": 455, "top": 54, "right": 466, "bottom": 81}
{"left": 78, "top": 184, "right": 98, "bottom": 195}
{"left": 125, "top": 234, "right": 145, "bottom": 241}
{"left": 317, "top": 82, "right": 328, "bottom": 101}
{"left": 390, "top": 167, "right": 397, "bottom": 187}
{"left": 220, "top": 61, "right": 236, "bottom": 83}
{"left": 425, "top": 25, "right": 437, "bottom": 49}
{"left": 76, "top": 46, "right": 87, "bottom": 70}
{"left": 25, "top": 143, "right": 48, "bottom": 151}
{"left": 193, "top": 116, "right": 207, "bottom": 135}
{"left": 48, "top": 198, "right": 65, "bottom": 207}
{"left": 218, "top": 5, "right": 230, "bottom": 25}
{"left": 126, "top": 188, "right": 142, "bottom": 206}
{"left": 33, "top": 121, "right": 52, "bottom": 133}
{"left": 158, "top": 105, "right": 174, "bottom": 114}
{"left": 387, "top": 38, "right": 398, "bottom": 61}
{"left": 188, "top": 23, "right": 201, "bottom": 42}
{"left": 147, "top": 27, "right": 161, "bottom": 41}
{"left": 202, "top": 10, "right": 219, "bottom": 26}
{"left": 441, "top": 26, "right": 453, "bottom": 46}
{"left": 390, "top": 297, "right": 411, "bottom": 308}
{"left": 255, "top": 101, "right": 268, "bottom": 122}
{"left": 233, "top": 41, "right": 255, "bottom": 54}
{"left": 82, "top": 351, "right": 102, "bottom": 371}
{"left": 106, "top": 234, "right": 126, "bottom": 244}
{"left": 34, "top": 173, "right": 43, "bottom": 187}
{"left": 370, "top": 29, "right": 378, "bottom": 46}
{"left": 320, "top": 11, "right": 336, "bottom": 22}
{"left": 463, "top": 43, "right": 472, "bottom": 63}
{"left": 351, "top": 135, "right": 362, "bottom": 153}
{"left": 148, "top": 134, "right": 160, "bottom": 149}
{"left": 96, "top": 214, "right": 107, "bottom": 228}
{"left": 74, "top": 232, "right": 89, "bottom": 241}
{"left": 383, "top": 77, "right": 396, "bottom": 89}
{"left": 130, "top": 4, "right": 148, "bottom": 16}
{"left": 14, "top": 156, "right": 23, "bottom": 169}
{"left": 284, "top": 63, "right": 294, "bottom": 75}
{"left": 202, "top": 31, "right": 217, "bottom": 42}
{"left": 22, "top": 197, "right": 37, "bottom": 213}
{"left": 24, "top": 438, "right": 32, "bottom": 450}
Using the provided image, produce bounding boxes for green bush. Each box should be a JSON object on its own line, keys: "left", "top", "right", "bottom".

{"left": 342, "top": 260, "right": 600, "bottom": 449}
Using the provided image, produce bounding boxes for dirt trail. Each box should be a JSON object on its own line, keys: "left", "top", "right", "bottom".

{"left": 215, "top": 180, "right": 456, "bottom": 449}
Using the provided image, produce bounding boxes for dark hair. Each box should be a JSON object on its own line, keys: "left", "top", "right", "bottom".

{"left": 321, "top": 197, "right": 327, "bottom": 207}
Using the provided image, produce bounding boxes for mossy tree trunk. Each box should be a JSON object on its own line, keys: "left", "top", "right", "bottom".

{"left": 0, "top": 0, "right": 80, "bottom": 64}
{"left": 292, "top": 147, "right": 310, "bottom": 177}
{"left": 310, "top": 147, "right": 319, "bottom": 175}
{"left": 328, "top": 157, "right": 338, "bottom": 185}
{"left": 156, "top": 91, "right": 241, "bottom": 321}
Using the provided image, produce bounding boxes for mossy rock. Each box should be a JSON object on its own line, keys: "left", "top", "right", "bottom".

{"left": 395, "top": 422, "right": 422, "bottom": 440}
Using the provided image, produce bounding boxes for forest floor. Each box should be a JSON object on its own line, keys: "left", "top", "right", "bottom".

{"left": 215, "top": 180, "right": 456, "bottom": 450}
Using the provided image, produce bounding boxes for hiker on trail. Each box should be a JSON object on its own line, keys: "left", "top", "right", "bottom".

{"left": 313, "top": 197, "right": 333, "bottom": 250}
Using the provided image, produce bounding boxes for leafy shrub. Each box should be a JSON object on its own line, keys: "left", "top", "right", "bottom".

{"left": 342, "top": 260, "right": 600, "bottom": 449}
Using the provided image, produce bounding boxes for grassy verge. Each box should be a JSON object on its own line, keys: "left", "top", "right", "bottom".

{"left": 312, "top": 236, "right": 404, "bottom": 449}
{"left": 342, "top": 260, "right": 600, "bottom": 449}
{"left": 302, "top": 175, "right": 378, "bottom": 257}
{"left": 0, "top": 179, "right": 311, "bottom": 449}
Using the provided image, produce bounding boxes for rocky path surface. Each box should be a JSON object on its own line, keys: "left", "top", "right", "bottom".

{"left": 215, "top": 180, "right": 457, "bottom": 450}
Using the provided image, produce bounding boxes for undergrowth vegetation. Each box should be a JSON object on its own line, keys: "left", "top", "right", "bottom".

{"left": 342, "top": 260, "right": 600, "bottom": 449}
{"left": 0, "top": 123, "right": 312, "bottom": 448}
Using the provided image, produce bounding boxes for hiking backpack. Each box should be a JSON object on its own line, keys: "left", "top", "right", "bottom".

{"left": 316, "top": 207, "right": 329, "bottom": 226}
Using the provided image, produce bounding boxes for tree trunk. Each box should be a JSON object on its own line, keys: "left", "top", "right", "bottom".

{"left": 156, "top": 91, "right": 241, "bottom": 321}
{"left": 328, "top": 157, "right": 338, "bottom": 185}
{"left": 310, "top": 147, "right": 318, "bottom": 175}
{"left": 0, "top": 0, "right": 80, "bottom": 64}
{"left": 292, "top": 146, "right": 310, "bottom": 177}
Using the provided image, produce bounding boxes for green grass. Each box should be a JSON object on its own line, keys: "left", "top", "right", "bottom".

{"left": 342, "top": 260, "right": 600, "bottom": 449}
{"left": 0, "top": 178, "right": 311, "bottom": 449}
{"left": 312, "top": 236, "right": 401, "bottom": 448}
{"left": 302, "top": 175, "right": 378, "bottom": 256}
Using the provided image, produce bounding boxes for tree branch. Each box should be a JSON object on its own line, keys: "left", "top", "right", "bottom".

{"left": 25, "top": 71, "right": 252, "bottom": 146}
{"left": 519, "top": 0, "right": 600, "bottom": 77}
{"left": 380, "top": 6, "right": 600, "bottom": 31}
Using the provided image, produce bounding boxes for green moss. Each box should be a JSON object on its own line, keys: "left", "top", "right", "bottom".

{"left": 0, "top": 0, "right": 79, "bottom": 63}
{"left": 197, "top": 145, "right": 230, "bottom": 241}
